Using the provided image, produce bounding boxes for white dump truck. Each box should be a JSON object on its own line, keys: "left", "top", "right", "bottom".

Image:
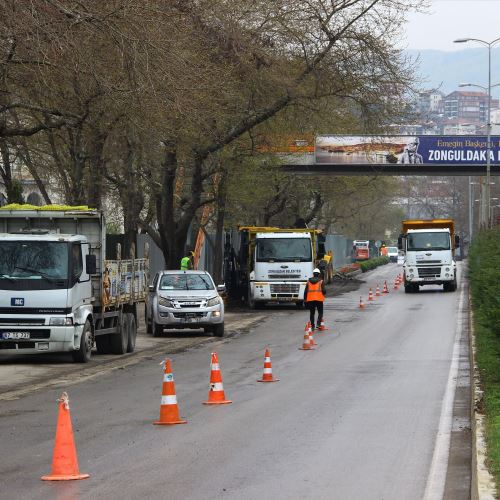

{"left": 0, "top": 206, "right": 148, "bottom": 362}
{"left": 398, "top": 219, "right": 459, "bottom": 293}
{"left": 225, "top": 226, "right": 328, "bottom": 308}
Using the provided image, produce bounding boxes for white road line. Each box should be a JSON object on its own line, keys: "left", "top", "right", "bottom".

{"left": 423, "top": 285, "right": 465, "bottom": 500}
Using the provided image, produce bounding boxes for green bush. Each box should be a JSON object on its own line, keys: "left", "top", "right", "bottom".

{"left": 359, "top": 256, "right": 389, "bottom": 272}
{"left": 469, "top": 229, "right": 500, "bottom": 333}
{"left": 469, "top": 229, "right": 500, "bottom": 484}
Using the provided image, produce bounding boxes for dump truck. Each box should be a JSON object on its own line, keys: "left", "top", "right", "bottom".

{"left": 398, "top": 219, "right": 459, "bottom": 293}
{"left": 0, "top": 205, "right": 148, "bottom": 362}
{"left": 224, "top": 226, "right": 329, "bottom": 308}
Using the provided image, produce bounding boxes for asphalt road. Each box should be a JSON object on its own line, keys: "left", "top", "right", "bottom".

{"left": 0, "top": 263, "right": 470, "bottom": 500}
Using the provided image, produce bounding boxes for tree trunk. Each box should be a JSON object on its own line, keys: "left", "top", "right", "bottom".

{"left": 212, "top": 171, "right": 227, "bottom": 284}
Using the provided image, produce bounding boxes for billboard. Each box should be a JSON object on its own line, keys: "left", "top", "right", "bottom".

{"left": 315, "top": 135, "right": 500, "bottom": 165}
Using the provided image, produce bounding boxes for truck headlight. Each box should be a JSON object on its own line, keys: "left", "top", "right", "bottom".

{"left": 50, "top": 317, "right": 73, "bottom": 326}
{"left": 445, "top": 267, "right": 450, "bottom": 272}
{"left": 207, "top": 297, "right": 220, "bottom": 307}
{"left": 158, "top": 297, "right": 174, "bottom": 308}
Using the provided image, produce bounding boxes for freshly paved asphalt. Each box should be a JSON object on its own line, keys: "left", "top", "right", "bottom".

{"left": 0, "top": 263, "right": 470, "bottom": 500}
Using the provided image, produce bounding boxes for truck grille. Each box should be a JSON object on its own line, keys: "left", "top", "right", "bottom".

{"left": 172, "top": 312, "right": 206, "bottom": 319}
{"left": 0, "top": 318, "right": 45, "bottom": 325}
{"left": 417, "top": 267, "right": 441, "bottom": 277}
{"left": 270, "top": 284, "right": 300, "bottom": 294}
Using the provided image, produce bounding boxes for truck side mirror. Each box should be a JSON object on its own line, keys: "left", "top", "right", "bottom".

{"left": 85, "top": 254, "right": 97, "bottom": 275}
{"left": 455, "top": 235, "right": 460, "bottom": 248}
{"left": 217, "top": 284, "right": 226, "bottom": 293}
{"left": 397, "top": 236, "right": 403, "bottom": 250}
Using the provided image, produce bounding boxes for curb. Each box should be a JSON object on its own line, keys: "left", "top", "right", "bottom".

{"left": 469, "top": 288, "right": 497, "bottom": 499}
{"left": 0, "top": 314, "right": 267, "bottom": 402}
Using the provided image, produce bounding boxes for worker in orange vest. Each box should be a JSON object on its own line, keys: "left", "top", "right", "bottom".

{"left": 304, "top": 268, "right": 326, "bottom": 330}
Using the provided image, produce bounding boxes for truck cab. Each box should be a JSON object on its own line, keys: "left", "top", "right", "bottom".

{"left": 0, "top": 232, "right": 94, "bottom": 359}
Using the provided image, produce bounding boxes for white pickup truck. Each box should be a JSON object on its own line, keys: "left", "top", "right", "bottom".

{"left": 0, "top": 206, "right": 148, "bottom": 362}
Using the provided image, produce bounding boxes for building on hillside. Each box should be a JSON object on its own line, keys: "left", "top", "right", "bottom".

{"left": 440, "top": 118, "right": 482, "bottom": 135}
{"left": 443, "top": 91, "right": 499, "bottom": 123}
{"left": 417, "top": 90, "right": 444, "bottom": 115}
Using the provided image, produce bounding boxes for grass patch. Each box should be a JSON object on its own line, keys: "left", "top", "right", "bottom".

{"left": 469, "top": 229, "right": 500, "bottom": 484}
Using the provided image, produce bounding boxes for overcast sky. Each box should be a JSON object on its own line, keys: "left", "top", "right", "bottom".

{"left": 403, "top": 0, "right": 500, "bottom": 51}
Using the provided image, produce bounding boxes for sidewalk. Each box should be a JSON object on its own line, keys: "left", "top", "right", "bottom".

{"left": 0, "top": 311, "right": 267, "bottom": 401}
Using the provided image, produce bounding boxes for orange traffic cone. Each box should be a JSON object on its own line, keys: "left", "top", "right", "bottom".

{"left": 359, "top": 296, "right": 365, "bottom": 309}
{"left": 204, "top": 352, "right": 232, "bottom": 404}
{"left": 258, "top": 348, "right": 279, "bottom": 382}
{"left": 383, "top": 281, "right": 389, "bottom": 294}
{"left": 41, "top": 392, "right": 90, "bottom": 481}
{"left": 154, "top": 359, "right": 187, "bottom": 425}
{"left": 308, "top": 324, "right": 318, "bottom": 345}
{"left": 368, "top": 288, "right": 374, "bottom": 301}
{"left": 393, "top": 277, "right": 399, "bottom": 290}
{"left": 376, "top": 285, "right": 381, "bottom": 297}
{"left": 299, "top": 330, "right": 314, "bottom": 350}
{"left": 317, "top": 318, "right": 328, "bottom": 331}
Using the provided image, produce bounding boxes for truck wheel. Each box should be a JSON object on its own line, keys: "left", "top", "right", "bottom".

{"left": 72, "top": 320, "right": 93, "bottom": 363}
{"left": 404, "top": 283, "right": 412, "bottom": 294}
{"left": 95, "top": 335, "right": 111, "bottom": 354}
{"left": 295, "top": 301, "right": 304, "bottom": 309}
{"left": 110, "top": 314, "right": 129, "bottom": 354}
{"left": 126, "top": 314, "right": 137, "bottom": 353}
{"left": 153, "top": 320, "right": 163, "bottom": 337}
{"left": 212, "top": 323, "right": 224, "bottom": 337}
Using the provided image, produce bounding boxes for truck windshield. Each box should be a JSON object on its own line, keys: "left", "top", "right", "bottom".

{"left": 256, "top": 238, "right": 312, "bottom": 262}
{"left": 0, "top": 241, "right": 69, "bottom": 280}
{"left": 407, "top": 232, "right": 450, "bottom": 251}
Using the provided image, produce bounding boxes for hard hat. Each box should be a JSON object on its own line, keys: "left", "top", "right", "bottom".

{"left": 313, "top": 268, "right": 321, "bottom": 274}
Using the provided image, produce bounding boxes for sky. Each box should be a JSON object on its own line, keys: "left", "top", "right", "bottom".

{"left": 403, "top": 0, "right": 500, "bottom": 51}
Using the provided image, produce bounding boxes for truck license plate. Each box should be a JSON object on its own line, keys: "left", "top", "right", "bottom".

{"left": 423, "top": 277, "right": 435, "bottom": 281}
{"left": 2, "top": 332, "right": 30, "bottom": 340}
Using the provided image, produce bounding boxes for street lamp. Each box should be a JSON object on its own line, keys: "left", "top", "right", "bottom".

{"left": 455, "top": 36, "right": 500, "bottom": 228}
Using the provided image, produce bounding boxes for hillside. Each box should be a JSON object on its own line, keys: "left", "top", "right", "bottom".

{"left": 405, "top": 48, "right": 500, "bottom": 98}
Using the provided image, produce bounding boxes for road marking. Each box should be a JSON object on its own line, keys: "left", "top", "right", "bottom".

{"left": 423, "top": 285, "right": 464, "bottom": 500}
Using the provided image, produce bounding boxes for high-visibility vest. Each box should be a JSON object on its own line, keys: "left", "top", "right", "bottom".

{"left": 180, "top": 256, "right": 191, "bottom": 270}
{"left": 305, "top": 280, "right": 324, "bottom": 302}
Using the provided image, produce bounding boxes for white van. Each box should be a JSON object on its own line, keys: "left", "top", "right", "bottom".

{"left": 386, "top": 246, "right": 398, "bottom": 262}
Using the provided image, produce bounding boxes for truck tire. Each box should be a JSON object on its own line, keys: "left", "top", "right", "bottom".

{"left": 295, "top": 301, "right": 304, "bottom": 309}
{"left": 72, "top": 320, "right": 93, "bottom": 363}
{"left": 145, "top": 304, "right": 152, "bottom": 334}
{"left": 152, "top": 320, "right": 164, "bottom": 337}
{"left": 212, "top": 323, "right": 224, "bottom": 337}
{"left": 95, "top": 335, "right": 111, "bottom": 354}
{"left": 126, "top": 314, "right": 137, "bottom": 353}
{"left": 110, "top": 314, "right": 129, "bottom": 354}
